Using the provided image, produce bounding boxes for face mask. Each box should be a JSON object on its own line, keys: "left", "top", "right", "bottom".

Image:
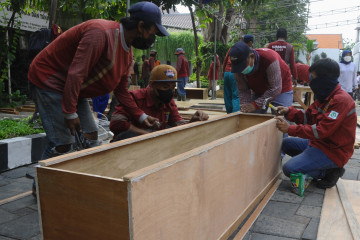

{"left": 344, "top": 56, "right": 352, "bottom": 62}
{"left": 241, "top": 64, "right": 254, "bottom": 75}
{"left": 132, "top": 33, "right": 156, "bottom": 50}
{"left": 309, "top": 76, "right": 338, "bottom": 103}
{"left": 157, "top": 89, "right": 173, "bottom": 104}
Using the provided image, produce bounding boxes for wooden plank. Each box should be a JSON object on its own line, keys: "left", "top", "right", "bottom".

{"left": 0, "top": 191, "right": 32, "bottom": 206}
{"left": 37, "top": 167, "right": 130, "bottom": 240}
{"left": 336, "top": 180, "right": 360, "bottom": 240}
{"left": 125, "top": 118, "right": 282, "bottom": 239}
{"left": 317, "top": 179, "right": 360, "bottom": 240}
{"left": 293, "top": 91, "right": 308, "bottom": 110}
{"left": 232, "top": 179, "right": 282, "bottom": 240}
{"left": 40, "top": 113, "right": 273, "bottom": 180}
{"left": 357, "top": 116, "right": 360, "bottom": 127}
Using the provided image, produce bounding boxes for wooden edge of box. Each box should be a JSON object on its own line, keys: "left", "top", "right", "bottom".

{"left": 39, "top": 113, "right": 273, "bottom": 167}
{"left": 123, "top": 117, "right": 278, "bottom": 182}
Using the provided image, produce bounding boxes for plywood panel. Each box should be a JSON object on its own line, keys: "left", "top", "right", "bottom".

{"left": 317, "top": 179, "right": 360, "bottom": 240}
{"left": 126, "top": 119, "right": 282, "bottom": 240}
{"left": 37, "top": 167, "right": 129, "bottom": 240}
{"left": 40, "top": 113, "right": 273, "bottom": 179}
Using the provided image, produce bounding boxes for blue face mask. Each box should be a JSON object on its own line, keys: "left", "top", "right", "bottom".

{"left": 241, "top": 64, "right": 254, "bottom": 75}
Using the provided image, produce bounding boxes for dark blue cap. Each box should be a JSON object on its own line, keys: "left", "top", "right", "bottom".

{"left": 129, "top": 1, "right": 169, "bottom": 37}
{"left": 229, "top": 41, "right": 251, "bottom": 73}
{"left": 244, "top": 34, "right": 254, "bottom": 43}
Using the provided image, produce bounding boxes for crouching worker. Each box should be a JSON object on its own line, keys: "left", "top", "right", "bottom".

{"left": 275, "top": 58, "right": 356, "bottom": 191}
{"left": 110, "top": 65, "right": 209, "bottom": 142}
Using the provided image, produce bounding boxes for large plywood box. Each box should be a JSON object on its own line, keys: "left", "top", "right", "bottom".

{"left": 36, "top": 113, "right": 282, "bottom": 239}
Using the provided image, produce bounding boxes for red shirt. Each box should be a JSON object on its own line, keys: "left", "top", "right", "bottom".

{"left": 176, "top": 55, "right": 190, "bottom": 78}
{"left": 222, "top": 48, "right": 232, "bottom": 73}
{"left": 149, "top": 56, "right": 156, "bottom": 71}
{"left": 28, "top": 20, "right": 144, "bottom": 120}
{"left": 296, "top": 63, "right": 310, "bottom": 84}
{"left": 207, "top": 56, "right": 220, "bottom": 81}
{"left": 286, "top": 85, "right": 357, "bottom": 167}
{"left": 110, "top": 87, "right": 183, "bottom": 137}
{"left": 268, "top": 40, "right": 297, "bottom": 79}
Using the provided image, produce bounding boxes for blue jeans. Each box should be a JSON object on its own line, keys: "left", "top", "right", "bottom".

{"left": 272, "top": 90, "right": 293, "bottom": 108}
{"left": 223, "top": 72, "right": 240, "bottom": 113}
{"left": 177, "top": 77, "right": 188, "bottom": 96}
{"left": 282, "top": 137, "right": 338, "bottom": 179}
{"left": 31, "top": 84, "right": 99, "bottom": 160}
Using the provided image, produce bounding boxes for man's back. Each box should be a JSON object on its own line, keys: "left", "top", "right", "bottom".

{"left": 268, "top": 40, "right": 297, "bottom": 79}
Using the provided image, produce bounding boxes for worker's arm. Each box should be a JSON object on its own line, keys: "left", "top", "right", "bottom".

{"left": 171, "top": 110, "right": 209, "bottom": 126}
{"left": 62, "top": 28, "right": 106, "bottom": 134}
{"left": 109, "top": 111, "right": 149, "bottom": 136}
{"left": 176, "top": 56, "right": 183, "bottom": 73}
{"left": 222, "top": 50, "right": 230, "bottom": 76}
{"left": 253, "top": 60, "right": 282, "bottom": 109}
{"left": 235, "top": 74, "right": 252, "bottom": 107}
{"left": 288, "top": 100, "right": 351, "bottom": 139}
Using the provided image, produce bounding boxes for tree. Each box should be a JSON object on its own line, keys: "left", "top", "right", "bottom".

{"left": 305, "top": 39, "right": 317, "bottom": 65}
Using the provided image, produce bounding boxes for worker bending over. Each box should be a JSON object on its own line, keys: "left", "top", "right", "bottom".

{"left": 110, "top": 65, "right": 209, "bottom": 142}
{"left": 229, "top": 41, "right": 293, "bottom": 113}
{"left": 276, "top": 58, "right": 356, "bottom": 189}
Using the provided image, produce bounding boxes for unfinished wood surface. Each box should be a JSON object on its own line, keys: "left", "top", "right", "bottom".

{"left": 232, "top": 179, "right": 282, "bottom": 240}
{"left": 37, "top": 167, "right": 129, "bottom": 240}
{"left": 293, "top": 92, "right": 308, "bottom": 110}
{"left": 357, "top": 116, "right": 360, "bottom": 127}
{"left": 317, "top": 179, "right": 360, "bottom": 240}
{"left": 0, "top": 191, "right": 32, "bottom": 206}
{"left": 40, "top": 113, "right": 272, "bottom": 179}
{"left": 125, "top": 118, "right": 282, "bottom": 240}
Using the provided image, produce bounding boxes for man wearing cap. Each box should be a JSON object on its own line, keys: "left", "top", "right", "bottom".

{"left": 149, "top": 49, "right": 160, "bottom": 70}
{"left": 243, "top": 34, "right": 254, "bottom": 49}
{"left": 230, "top": 41, "right": 293, "bottom": 113}
{"left": 268, "top": 28, "right": 298, "bottom": 81}
{"left": 174, "top": 48, "right": 190, "bottom": 101}
{"left": 109, "top": 65, "right": 209, "bottom": 141}
{"left": 28, "top": 1, "right": 170, "bottom": 160}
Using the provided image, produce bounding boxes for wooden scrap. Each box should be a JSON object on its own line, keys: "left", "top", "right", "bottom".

{"left": 317, "top": 179, "right": 360, "bottom": 240}
{"left": 0, "top": 108, "right": 19, "bottom": 115}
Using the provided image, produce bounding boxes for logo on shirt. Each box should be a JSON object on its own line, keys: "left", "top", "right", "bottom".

{"left": 164, "top": 69, "right": 175, "bottom": 79}
{"left": 328, "top": 111, "right": 339, "bottom": 120}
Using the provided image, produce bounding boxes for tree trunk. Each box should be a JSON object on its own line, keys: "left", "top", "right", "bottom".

{"left": 189, "top": 5, "right": 201, "bottom": 88}
{"left": 48, "top": 0, "right": 58, "bottom": 28}
{"left": 219, "top": 7, "right": 235, "bottom": 44}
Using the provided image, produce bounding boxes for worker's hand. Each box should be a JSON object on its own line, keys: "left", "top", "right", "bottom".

{"left": 292, "top": 78, "right": 297, "bottom": 87}
{"left": 65, "top": 117, "right": 82, "bottom": 136}
{"left": 190, "top": 110, "right": 209, "bottom": 122}
{"left": 275, "top": 117, "right": 289, "bottom": 133}
{"left": 277, "top": 106, "right": 289, "bottom": 115}
{"left": 143, "top": 115, "right": 160, "bottom": 128}
{"left": 241, "top": 103, "right": 256, "bottom": 113}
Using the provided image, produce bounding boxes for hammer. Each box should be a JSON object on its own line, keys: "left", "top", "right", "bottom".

{"left": 262, "top": 97, "right": 279, "bottom": 112}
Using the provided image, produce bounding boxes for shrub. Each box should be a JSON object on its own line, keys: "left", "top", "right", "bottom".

{"left": 0, "top": 117, "right": 44, "bottom": 140}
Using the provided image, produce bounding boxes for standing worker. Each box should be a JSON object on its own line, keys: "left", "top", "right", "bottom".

{"left": 207, "top": 54, "right": 220, "bottom": 97}
{"left": 28, "top": 1, "right": 170, "bottom": 160}
{"left": 338, "top": 50, "right": 357, "bottom": 98}
{"left": 243, "top": 34, "right": 254, "bottom": 49}
{"left": 174, "top": 48, "right": 190, "bottom": 101}
{"left": 222, "top": 48, "right": 240, "bottom": 113}
{"left": 275, "top": 58, "right": 356, "bottom": 189}
{"left": 229, "top": 41, "right": 293, "bottom": 113}
{"left": 141, "top": 54, "right": 151, "bottom": 87}
{"left": 268, "top": 28, "right": 298, "bottom": 82}
{"left": 149, "top": 49, "right": 160, "bottom": 69}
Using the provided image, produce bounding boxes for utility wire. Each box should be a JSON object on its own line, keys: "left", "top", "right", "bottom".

{"left": 309, "top": 5, "right": 360, "bottom": 17}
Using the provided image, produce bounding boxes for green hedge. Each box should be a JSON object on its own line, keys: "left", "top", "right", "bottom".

{"left": 0, "top": 118, "right": 44, "bottom": 140}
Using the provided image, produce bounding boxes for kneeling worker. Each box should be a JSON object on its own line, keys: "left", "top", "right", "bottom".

{"left": 275, "top": 58, "right": 356, "bottom": 190}
{"left": 110, "top": 65, "right": 209, "bottom": 141}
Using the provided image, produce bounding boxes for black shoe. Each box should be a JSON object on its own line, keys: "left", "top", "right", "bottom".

{"left": 316, "top": 168, "right": 345, "bottom": 189}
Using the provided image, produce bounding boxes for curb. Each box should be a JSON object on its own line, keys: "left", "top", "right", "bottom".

{"left": 0, "top": 133, "right": 48, "bottom": 172}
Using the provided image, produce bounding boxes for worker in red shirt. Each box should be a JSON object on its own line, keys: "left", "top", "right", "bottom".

{"left": 222, "top": 48, "right": 240, "bottom": 113}
{"left": 268, "top": 28, "right": 297, "bottom": 81}
{"left": 229, "top": 41, "right": 293, "bottom": 113}
{"left": 110, "top": 65, "right": 209, "bottom": 141}
{"left": 207, "top": 54, "right": 220, "bottom": 97}
{"left": 174, "top": 48, "right": 190, "bottom": 101}
{"left": 295, "top": 61, "right": 310, "bottom": 85}
{"left": 28, "top": 1, "right": 169, "bottom": 159}
{"left": 275, "top": 58, "right": 357, "bottom": 189}
{"left": 141, "top": 55, "right": 151, "bottom": 87}
{"left": 149, "top": 49, "right": 160, "bottom": 70}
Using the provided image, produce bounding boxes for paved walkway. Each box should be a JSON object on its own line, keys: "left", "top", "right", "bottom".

{"left": 1, "top": 109, "right": 360, "bottom": 239}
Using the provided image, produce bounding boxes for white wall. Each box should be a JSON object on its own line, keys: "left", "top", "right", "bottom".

{"left": 298, "top": 48, "right": 340, "bottom": 65}
{"left": 353, "top": 42, "right": 360, "bottom": 72}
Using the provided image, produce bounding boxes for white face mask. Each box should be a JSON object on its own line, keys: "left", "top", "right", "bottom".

{"left": 344, "top": 56, "right": 352, "bottom": 62}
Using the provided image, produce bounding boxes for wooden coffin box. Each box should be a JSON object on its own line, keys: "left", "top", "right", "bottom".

{"left": 36, "top": 113, "right": 282, "bottom": 240}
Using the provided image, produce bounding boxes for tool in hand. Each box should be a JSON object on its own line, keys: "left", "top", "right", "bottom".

{"left": 262, "top": 97, "right": 279, "bottom": 113}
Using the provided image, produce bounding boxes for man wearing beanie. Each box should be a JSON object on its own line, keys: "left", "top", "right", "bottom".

{"left": 229, "top": 41, "right": 293, "bottom": 113}
{"left": 275, "top": 58, "right": 357, "bottom": 189}
{"left": 110, "top": 65, "right": 208, "bottom": 142}
{"left": 28, "top": 1, "right": 170, "bottom": 160}
{"left": 268, "top": 28, "right": 297, "bottom": 81}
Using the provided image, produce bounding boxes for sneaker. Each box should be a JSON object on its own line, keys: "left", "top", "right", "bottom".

{"left": 316, "top": 168, "right": 345, "bottom": 189}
